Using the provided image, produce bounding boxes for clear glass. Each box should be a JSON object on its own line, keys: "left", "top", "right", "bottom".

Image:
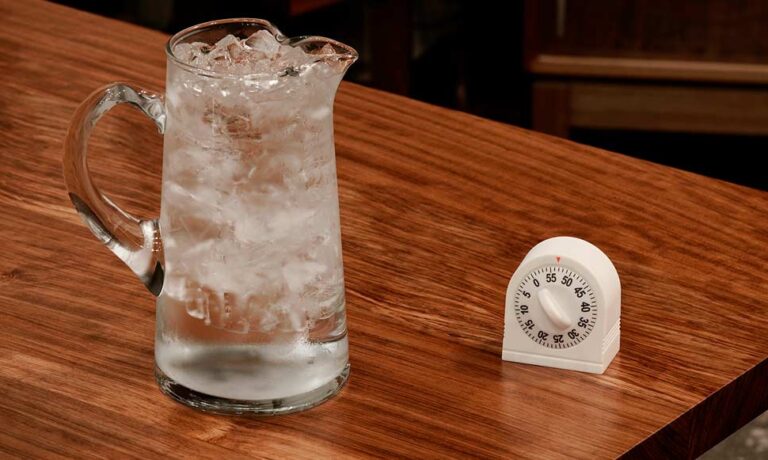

{"left": 63, "top": 18, "right": 357, "bottom": 415}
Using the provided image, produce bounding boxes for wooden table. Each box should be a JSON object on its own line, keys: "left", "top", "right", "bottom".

{"left": 2, "top": 1, "right": 768, "bottom": 458}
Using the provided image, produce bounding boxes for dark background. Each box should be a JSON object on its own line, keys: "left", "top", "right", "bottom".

{"left": 54, "top": 0, "right": 768, "bottom": 191}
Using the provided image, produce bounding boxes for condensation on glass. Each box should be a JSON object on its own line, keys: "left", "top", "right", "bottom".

{"left": 63, "top": 18, "right": 357, "bottom": 415}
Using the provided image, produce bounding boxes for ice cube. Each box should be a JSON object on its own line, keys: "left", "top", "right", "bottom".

{"left": 308, "top": 106, "right": 330, "bottom": 121}
{"left": 277, "top": 46, "right": 309, "bottom": 71}
{"left": 244, "top": 30, "right": 281, "bottom": 58}
{"left": 172, "top": 43, "right": 196, "bottom": 61}
{"left": 269, "top": 208, "right": 316, "bottom": 234}
{"left": 282, "top": 261, "right": 327, "bottom": 292}
{"left": 212, "top": 34, "right": 242, "bottom": 58}
{"left": 314, "top": 44, "right": 337, "bottom": 56}
{"left": 173, "top": 42, "right": 212, "bottom": 63}
{"left": 186, "top": 294, "right": 209, "bottom": 320}
{"left": 232, "top": 214, "right": 268, "bottom": 244}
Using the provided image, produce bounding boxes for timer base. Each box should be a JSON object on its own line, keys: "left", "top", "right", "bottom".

{"left": 502, "top": 323, "right": 620, "bottom": 374}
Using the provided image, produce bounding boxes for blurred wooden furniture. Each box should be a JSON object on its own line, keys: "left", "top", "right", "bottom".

{"left": 3, "top": 1, "right": 768, "bottom": 458}
{"left": 526, "top": 0, "right": 768, "bottom": 137}
{"left": 289, "top": 0, "right": 342, "bottom": 16}
{"left": 367, "top": 0, "right": 411, "bottom": 95}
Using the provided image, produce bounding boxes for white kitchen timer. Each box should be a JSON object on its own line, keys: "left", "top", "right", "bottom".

{"left": 502, "top": 237, "right": 621, "bottom": 374}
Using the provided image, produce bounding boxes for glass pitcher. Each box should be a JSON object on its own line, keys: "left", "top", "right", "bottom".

{"left": 63, "top": 19, "right": 357, "bottom": 415}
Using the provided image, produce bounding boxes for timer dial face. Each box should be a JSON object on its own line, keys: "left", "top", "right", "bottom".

{"left": 513, "top": 264, "right": 597, "bottom": 349}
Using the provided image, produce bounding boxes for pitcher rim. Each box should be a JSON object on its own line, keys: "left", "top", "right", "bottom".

{"left": 165, "top": 17, "right": 358, "bottom": 79}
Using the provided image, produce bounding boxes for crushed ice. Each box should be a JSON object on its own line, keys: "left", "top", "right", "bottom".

{"left": 173, "top": 30, "right": 338, "bottom": 75}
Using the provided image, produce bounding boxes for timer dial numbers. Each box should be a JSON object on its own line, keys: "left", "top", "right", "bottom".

{"left": 513, "top": 265, "right": 597, "bottom": 349}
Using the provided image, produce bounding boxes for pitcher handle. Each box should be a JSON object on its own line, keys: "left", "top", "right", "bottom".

{"left": 63, "top": 82, "right": 166, "bottom": 295}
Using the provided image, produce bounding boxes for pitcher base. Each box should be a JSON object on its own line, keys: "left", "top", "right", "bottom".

{"left": 155, "top": 364, "right": 349, "bottom": 415}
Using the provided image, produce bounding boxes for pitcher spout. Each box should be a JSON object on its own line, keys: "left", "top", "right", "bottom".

{"left": 289, "top": 36, "right": 358, "bottom": 74}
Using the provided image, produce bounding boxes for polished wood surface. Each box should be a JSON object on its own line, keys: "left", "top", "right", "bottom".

{"left": 2, "top": 1, "right": 768, "bottom": 458}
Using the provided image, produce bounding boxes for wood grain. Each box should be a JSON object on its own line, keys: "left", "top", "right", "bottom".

{"left": 2, "top": 1, "right": 768, "bottom": 459}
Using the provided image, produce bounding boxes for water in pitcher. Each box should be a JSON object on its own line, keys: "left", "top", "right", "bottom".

{"left": 155, "top": 31, "right": 349, "bottom": 401}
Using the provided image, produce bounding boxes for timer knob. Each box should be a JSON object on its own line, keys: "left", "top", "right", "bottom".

{"left": 537, "top": 288, "right": 572, "bottom": 330}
